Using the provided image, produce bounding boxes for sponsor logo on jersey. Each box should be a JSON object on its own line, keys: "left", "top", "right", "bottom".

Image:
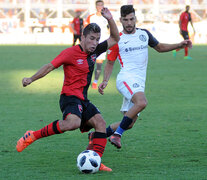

{"left": 139, "top": 34, "right": 147, "bottom": 42}
{"left": 77, "top": 59, "right": 84, "bottom": 64}
{"left": 124, "top": 41, "right": 129, "bottom": 44}
{"left": 78, "top": 104, "right": 83, "bottom": 113}
{"left": 133, "top": 83, "right": 140, "bottom": 88}
{"left": 125, "top": 45, "right": 148, "bottom": 52}
{"left": 108, "top": 49, "right": 112, "bottom": 54}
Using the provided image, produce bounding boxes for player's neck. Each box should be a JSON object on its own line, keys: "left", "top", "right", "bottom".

{"left": 96, "top": 12, "right": 102, "bottom": 16}
{"left": 122, "top": 29, "right": 136, "bottom": 35}
{"left": 79, "top": 43, "right": 89, "bottom": 54}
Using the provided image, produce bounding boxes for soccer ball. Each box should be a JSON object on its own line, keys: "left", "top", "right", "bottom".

{"left": 77, "top": 150, "right": 101, "bottom": 174}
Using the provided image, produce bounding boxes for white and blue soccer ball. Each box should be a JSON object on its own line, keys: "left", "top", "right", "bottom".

{"left": 77, "top": 150, "right": 101, "bottom": 174}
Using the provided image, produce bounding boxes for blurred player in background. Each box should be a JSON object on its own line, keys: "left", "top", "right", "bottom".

{"left": 16, "top": 7, "right": 120, "bottom": 171}
{"left": 173, "top": 5, "right": 195, "bottom": 60}
{"left": 71, "top": 10, "right": 84, "bottom": 46}
{"left": 87, "top": 5, "right": 193, "bottom": 150}
{"left": 86, "top": 0, "right": 109, "bottom": 89}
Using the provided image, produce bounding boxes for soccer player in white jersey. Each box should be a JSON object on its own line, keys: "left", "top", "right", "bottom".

{"left": 96, "top": 5, "right": 192, "bottom": 149}
{"left": 86, "top": 0, "right": 109, "bottom": 89}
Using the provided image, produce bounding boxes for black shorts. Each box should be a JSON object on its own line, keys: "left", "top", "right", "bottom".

{"left": 59, "top": 95, "right": 100, "bottom": 132}
{"left": 181, "top": 30, "right": 189, "bottom": 40}
{"left": 73, "top": 34, "right": 81, "bottom": 43}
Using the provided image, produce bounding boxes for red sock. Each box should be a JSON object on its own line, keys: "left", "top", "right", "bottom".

{"left": 33, "top": 120, "right": 63, "bottom": 140}
{"left": 92, "top": 132, "right": 107, "bottom": 157}
{"left": 185, "top": 47, "right": 188, "bottom": 56}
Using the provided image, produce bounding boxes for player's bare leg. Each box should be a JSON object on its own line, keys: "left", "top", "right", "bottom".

{"left": 87, "top": 114, "right": 112, "bottom": 172}
{"left": 92, "top": 59, "right": 103, "bottom": 89}
{"left": 109, "top": 92, "right": 147, "bottom": 149}
{"left": 16, "top": 115, "right": 81, "bottom": 152}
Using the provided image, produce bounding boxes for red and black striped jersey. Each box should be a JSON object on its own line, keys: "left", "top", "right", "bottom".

{"left": 51, "top": 41, "right": 108, "bottom": 100}
{"left": 180, "top": 11, "right": 191, "bottom": 31}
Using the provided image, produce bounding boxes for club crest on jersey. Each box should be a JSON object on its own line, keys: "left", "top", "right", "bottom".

{"left": 90, "top": 54, "right": 97, "bottom": 63}
{"left": 139, "top": 34, "right": 147, "bottom": 42}
{"left": 78, "top": 104, "right": 83, "bottom": 113}
{"left": 133, "top": 83, "right": 140, "bottom": 88}
{"left": 77, "top": 59, "right": 84, "bottom": 64}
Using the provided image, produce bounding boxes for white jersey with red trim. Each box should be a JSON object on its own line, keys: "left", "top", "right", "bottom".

{"left": 107, "top": 28, "right": 159, "bottom": 82}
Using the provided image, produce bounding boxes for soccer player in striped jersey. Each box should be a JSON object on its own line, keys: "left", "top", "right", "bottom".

{"left": 16, "top": 7, "right": 119, "bottom": 172}
{"left": 173, "top": 5, "right": 195, "bottom": 60}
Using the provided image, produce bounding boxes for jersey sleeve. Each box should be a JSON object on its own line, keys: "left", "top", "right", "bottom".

{"left": 107, "top": 44, "right": 119, "bottom": 61}
{"left": 143, "top": 29, "right": 159, "bottom": 48}
{"left": 95, "top": 40, "right": 108, "bottom": 57}
{"left": 51, "top": 49, "right": 71, "bottom": 68}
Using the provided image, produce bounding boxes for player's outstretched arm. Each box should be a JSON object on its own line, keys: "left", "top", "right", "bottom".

{"left": 22, "top": 63, "right": 55, "bottom": 87}
{"left": 101, "top": 7, "right": 120, "bottom": 49}
{"left": 98, "top": 60, "right": 115, "bottom": 95}
{"left": 153, "top": 39, "right": 192, "bottom": 53}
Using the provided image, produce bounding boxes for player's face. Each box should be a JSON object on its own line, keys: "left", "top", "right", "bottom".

{"left": 76, "top": 11, "right": 81, "bottom": 17}
{"left": 120, "top": 13, "right": 136, "bottom": 34}
{"left": 82, "top": 32, "right": 100, "bottom": 53}
{"left": 96, "top": 2, "right": 104, "bottom": 13}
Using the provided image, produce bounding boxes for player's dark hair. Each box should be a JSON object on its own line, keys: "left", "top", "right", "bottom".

{"left": 120, "top": 5, "right": 135, "bottom": 17}
{"left": 96, "top": 0, "right": 104, "bottom": 5}
{"left": 83, "top": 23, "right": 101, "bottom": 37}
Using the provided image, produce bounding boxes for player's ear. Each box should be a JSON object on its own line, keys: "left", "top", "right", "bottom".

{"left": 119, "top": 17, "right": 122, "bottom": 23}
{"left": 81, "top": 34, "right": 85, "bottom": 42}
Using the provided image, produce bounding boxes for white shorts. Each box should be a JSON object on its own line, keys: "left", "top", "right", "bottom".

{"left": 116, "top": 74, "right": 145, "bottom": 114}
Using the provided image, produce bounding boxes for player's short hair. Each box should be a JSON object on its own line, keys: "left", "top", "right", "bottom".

{"left": 120, "top": 5, "right": 135, "bottom": 17}
{"left": 96, "top": 0, "right": 104, "bottom": 5}
{"left": 83, "top": 23, "right": 101, "bottom": 37}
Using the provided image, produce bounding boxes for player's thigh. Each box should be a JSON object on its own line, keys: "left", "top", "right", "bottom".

{"left": 61, "top": 114, "right": 81, "bottom": 130}
{"left": 81, "top": 102, "right": 104, "bottom": 132}
{"left": 121, "top": 97, "right": 141, "bottom": 117}
{"left": 131, "top": 92, "right": 147, "bottom": 105}
{"left": 87, "top": 114, "right": 106, "bottom": 132}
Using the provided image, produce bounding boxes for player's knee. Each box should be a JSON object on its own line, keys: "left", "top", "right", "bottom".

{"left": 135, "top": 99, "right": 148, "bottom": 110}
{"left": 63, "top": 116, "right": 81, "bottom": 130}
{"left": 94, "top": 118, "right": 106, "bottom": 131}
{"left": 96, "top": 119, "right": 106, "bottom": 129}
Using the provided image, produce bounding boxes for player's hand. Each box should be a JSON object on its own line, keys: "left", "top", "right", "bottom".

{"left": 101, "top": 7, "right": 112, "bottom": 21}
{"left": 22, "top": 77, "right": 32, "bottom": 87}
{"left": 180, "top": 39, "right": 192, "bottom": 49}
{"left": 98, "top": 81, "right": 108, "bottom": 95}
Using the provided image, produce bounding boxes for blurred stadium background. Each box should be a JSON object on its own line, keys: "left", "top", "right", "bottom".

{"left": 0, "top": 0, "right": 206, "bottom": 44}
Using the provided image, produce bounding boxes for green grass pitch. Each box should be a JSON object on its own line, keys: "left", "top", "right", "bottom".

{"left": 0, "top": 45, "right": 207, "bottom": 180}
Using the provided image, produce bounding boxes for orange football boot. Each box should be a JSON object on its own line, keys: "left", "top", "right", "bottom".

{"left": 16, "top": 130, "right": 36, "bottom": 152}
{"left": 99, "top": 163, "right": 112, "bottom": 172}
